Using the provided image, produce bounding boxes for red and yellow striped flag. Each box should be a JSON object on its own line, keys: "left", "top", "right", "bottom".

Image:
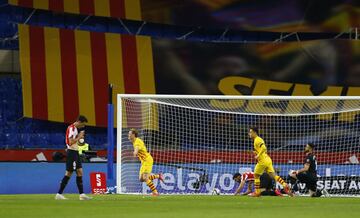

{"left": 8, "top": 0, "right": 141, "bottom": 20}
{"left": 19, "top": 24, "right": 156, "bottom": 127}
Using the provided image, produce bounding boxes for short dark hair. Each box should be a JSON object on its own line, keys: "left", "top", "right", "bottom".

{"left": 307, "top": 143, "right": 315, "bottom": 149}
{"left": 249, "top": 126, "right": 259, "bottom": 134}
{"left": 77, "top": 115, "right": 88, "bottom": 123}
{"left": 130, "top": 128, "right": 139, "bottom": 137}
{"left": 233, "top": 173, "right": 241, "bottom": 180}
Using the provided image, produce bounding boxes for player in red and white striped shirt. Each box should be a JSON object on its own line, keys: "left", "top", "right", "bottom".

{"left": 233, "top": 171, "right": 282, "bottom": 196}
{"left": 55, "top": 115, "right": 92, "bottom": 200}
{"left": 233, "top": 172, "right": 255, "bottom": 195}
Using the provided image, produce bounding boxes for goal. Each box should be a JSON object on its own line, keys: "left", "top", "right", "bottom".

{"left": 117, "top": 95, "right": 360, "bottom": 196}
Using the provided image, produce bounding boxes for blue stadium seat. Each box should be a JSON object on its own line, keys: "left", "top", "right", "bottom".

{"left": 0, "top": 77, "right": 109, "bottom": 150}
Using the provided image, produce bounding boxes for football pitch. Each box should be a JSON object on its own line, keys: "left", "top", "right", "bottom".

{"left": 1, "top": 194, "right": 360, "bottom": 218}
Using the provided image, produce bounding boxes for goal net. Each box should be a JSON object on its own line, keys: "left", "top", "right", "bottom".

{"left": 117, "top": 95, "right": 360, "bottom": 196}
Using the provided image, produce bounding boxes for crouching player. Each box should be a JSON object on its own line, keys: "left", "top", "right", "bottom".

{"left": 233, "top": 172, "right": 283, "bottom": 196}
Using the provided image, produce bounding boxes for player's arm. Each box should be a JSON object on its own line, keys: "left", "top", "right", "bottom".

{"left": 243, "top": 182, "right": 253, "bottom": 195}
{"left": 68, "top": 131, "right": 84, "bottom": 145}
{"left": 234, "top": 180, "right": 246, "bottom": 195}
{"left": 296, "top": 163, "right": 310, "bottom": 174}
{"left": 133, "top": 146, "right": 139, "bottom": 157}
{"left": 255, "top": 141, "right": 266, "bottom": 159}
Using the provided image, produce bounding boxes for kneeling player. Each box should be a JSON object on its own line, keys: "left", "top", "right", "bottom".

{"left": 233, "top": 172, "right": 282, "bottom": 196}
{"left": 128, "top": 129, "right": 164, "bottom": 196}
{"left": 289, "top": 143, "right": 322, "bottom": 197}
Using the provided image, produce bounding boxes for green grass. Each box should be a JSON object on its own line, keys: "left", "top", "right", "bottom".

{"left": 1, "top": 194, "right": 360, "bottom": 218}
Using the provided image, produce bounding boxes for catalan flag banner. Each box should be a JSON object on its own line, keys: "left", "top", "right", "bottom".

{"left": 19, "top": 24, "right": 155, "bottom": 127}
{"left": 8, "top": 0, "right": 141, "bottom": 20}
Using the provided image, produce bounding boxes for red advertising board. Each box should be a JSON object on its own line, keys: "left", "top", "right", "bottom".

{"left": 90, "top": 172, "right": 107, "bottom": 194}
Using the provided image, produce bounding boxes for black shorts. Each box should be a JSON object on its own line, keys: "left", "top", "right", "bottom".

{"left": 297, "top": 172, "right": 317, "bottom": 192}
{"left": 66, "top": 149, "right": 82, "bottom": 172}
{"left": 260, "top": 173, "right": 274, "bottom": 190}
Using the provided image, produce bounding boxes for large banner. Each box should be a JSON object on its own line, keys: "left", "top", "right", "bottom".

{"left": 124, "top": 163, "right": 360, "bottom": 195}
{"left": 153, "top": 39, "right": 360, "bottom": 95}
{"left": 9, "top": 1, "right": 359, "bottom": 33}
{"left": 142, "top": 0, "right": 359, "bottom": 32}
{"left": 2, "top": 163, "right": 360, "bottom": 194}
{"left": 19, "top": 24, "right": 155, "bottom": 127}
{"left": 8, "top": 0, "right": 141, "bottom": 20}
{"left": 19, "top": 24, "right": 360, "bottom": 126}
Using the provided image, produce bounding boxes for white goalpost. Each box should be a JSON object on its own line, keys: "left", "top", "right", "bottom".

{"left": 117, "top": 95, "right": 360, "bottom": 196}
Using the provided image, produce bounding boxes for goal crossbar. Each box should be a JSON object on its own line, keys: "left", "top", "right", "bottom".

{"left": 118, "top": 94, "right": 360, "bottom": 100}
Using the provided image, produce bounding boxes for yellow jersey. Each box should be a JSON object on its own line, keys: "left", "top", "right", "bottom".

{"left": 133, "top": 138, "right": 153, "bottom": 163}
{"left": 253, "top": 136, "right": 270, "bottom": 162}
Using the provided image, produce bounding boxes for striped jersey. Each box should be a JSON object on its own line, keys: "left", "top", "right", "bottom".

{"left": 241, "top": 172, "right": 255, "bottom": 183}
{"left": 66, "top": 124, "right": 78, "bottom": 150}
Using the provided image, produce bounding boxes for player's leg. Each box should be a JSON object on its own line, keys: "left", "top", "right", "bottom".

{"left": 260, "top": 173, "right": 273, "bottom": 190}
{"left": 288, "top": 174, "right": 299, "bottom": 194}
{"left": 76, "top": 168, "right": 92, "bottom": 200}
{"left": 56, "top": 170, "right": 72, "bottom": 199}
{"left": 268, "top": 171, "right": 292, "bottom": 196}
{"left": 143, "top": 173, "right": 158, "bottom": 195}
{"left": 297, "top": 173, "right": 321, "bottom": 197}
{"left": 140, "top": 164, "right": 159, "bottom": 195}
{"left": 75, "top": 166, "right": 84, "bottom": 194}
{"left": 251, "top": 163, "right": 266, "bottom": 196}
{"left": 268, "top": 172, "right": 287, "bottom": 188}
{"left": 266, "top": 161, "right": 293, "bottom": 196}
{"left": 148, "top": 173, "right": 164, "bottom": 182}
{"left": 76, "top": 168, "right": 91, "bottom": 200}
{"left": 74, "top": 152, "right": 92, "bottom": 200}
{"left": 144, "top": 157, "right": 162, "bottom": 182}
{"left": 308, "top": 178, "right": 320, "bottom": 197}
{"left": 56, "top": 150, "right": 75, "bottom": 199}
{"left": 259, "top": 173, "right": 282, "bottom": 196}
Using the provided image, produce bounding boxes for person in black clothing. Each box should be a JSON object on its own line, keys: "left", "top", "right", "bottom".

{"left": 289, "top": 143, "right": 322, "bottom": 197}
{"left": 233, "top": 172, "right": 282, "bottom": 196}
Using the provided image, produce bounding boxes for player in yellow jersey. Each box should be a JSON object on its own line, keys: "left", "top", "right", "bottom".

{"left": 128, "top": 128, "right": 164, "bottom": 196}
{"left": 248, "top": 127, "right": 293, "bottom": 197}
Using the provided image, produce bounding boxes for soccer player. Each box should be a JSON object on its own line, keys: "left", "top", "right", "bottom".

{"left": 128, "top": 128, "right": 164, "bottom": 196}
{"left": 248, "top": 127, "right": 293, "bottom": 197}
{"left": 55, "top": 115, "right": 92, "bottom": 200}
{"left": 289, "top": 143, "right": 323, "bottom": 197}
{"left": 233, "top": 172, "right": 282, "bottom": 196}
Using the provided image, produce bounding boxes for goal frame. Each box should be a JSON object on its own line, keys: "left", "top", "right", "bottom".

{"left": 116, "top": 94, "right": 360, "bottom": 195}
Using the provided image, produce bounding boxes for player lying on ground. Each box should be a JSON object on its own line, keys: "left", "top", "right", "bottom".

{"left": 288, "top": 143, "right": 324, "bottom": 197}
{"left": 233, "top": 172, "right": 283, "bottom": 196}
{"left": 128, "top": 128, "right": 164, "bottom": 196}
{"left": 248, "top": 127, "right": 293, "bottom": 197}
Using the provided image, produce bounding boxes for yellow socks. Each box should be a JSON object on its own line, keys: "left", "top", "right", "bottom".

{"left": 146, "top": 180, "right": 157, "bottom": 193}
{"left": 275, "top": 175, "right": 287, "bottom": 187}
{"left": 254, "top": 178, "right": 261, "bottom": 194}
{"left": 148, "top": 174, "right": 160, "bottom": 181}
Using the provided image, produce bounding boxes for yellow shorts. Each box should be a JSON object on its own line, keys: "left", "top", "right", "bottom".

{"left": 254, "top": 157, "right": 275, "bottom": 175}
{"left": 139, "top": 161, "right": 153, "bottom": 177}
